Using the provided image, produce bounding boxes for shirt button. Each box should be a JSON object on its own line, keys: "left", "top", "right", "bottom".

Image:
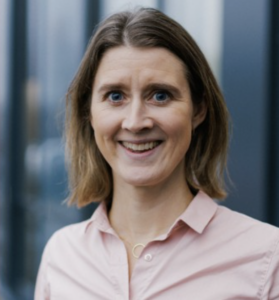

{"left": 144, "top": 253, "right": 153, "bottom": 262}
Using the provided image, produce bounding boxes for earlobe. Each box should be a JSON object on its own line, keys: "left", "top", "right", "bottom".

{"left": 192, "top": 101, "right": 207, "bottom": 129}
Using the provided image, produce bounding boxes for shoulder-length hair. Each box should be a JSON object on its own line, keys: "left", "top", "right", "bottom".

{"left": 65, "top": 7, "right": 230, "bottom": 207}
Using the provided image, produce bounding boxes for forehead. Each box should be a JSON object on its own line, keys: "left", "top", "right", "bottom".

{"left": 93, "top": 46, "right": 188, "bottom": 86}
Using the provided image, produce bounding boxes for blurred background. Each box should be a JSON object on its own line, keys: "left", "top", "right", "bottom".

{"left": 1, "top": 0, "right": 279, "bottom": 299}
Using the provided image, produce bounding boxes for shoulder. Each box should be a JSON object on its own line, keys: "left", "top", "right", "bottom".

{"left": 213, "top": 204, "right": 279, "bottom": 278}
{"left": 215, "top": 204, "right": 279, "bottom": 241}
{"left": 41, "top": 202, "right": 108, "bottom": 261}
{"left": 198, "top": 197, "right": 279, "bottom": 268}
{"left": 42, "top": 219, "right": 91, "bottom": 259}
{"left": 211, "top": 204, "right": 279, "bottom": 254}
{"left": 192, "top": 191, "right": 279, "bottom": 245}
{"left": 206, "top": 203, "right": 279, "bottom": 297}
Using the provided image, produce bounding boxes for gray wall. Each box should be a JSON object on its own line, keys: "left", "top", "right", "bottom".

{"left": 222, "top": 0, "right": 279, "bottom": 225}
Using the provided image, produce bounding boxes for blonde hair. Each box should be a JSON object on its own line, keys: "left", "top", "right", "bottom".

{"left": 65, "top": 8, "right": 230, "bottom": 207}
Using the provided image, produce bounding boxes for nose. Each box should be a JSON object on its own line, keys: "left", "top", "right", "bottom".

{"left": 122, "top": 99, "right": 154, "bottom": 133}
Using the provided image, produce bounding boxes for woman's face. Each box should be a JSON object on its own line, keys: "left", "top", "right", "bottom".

{"left": 90, "top": 46, "right": 205, "bottom": 188}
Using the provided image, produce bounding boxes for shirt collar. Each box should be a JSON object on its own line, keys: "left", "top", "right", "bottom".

{"left": 83, "top": 190, "right": 218, "bottom": 235}
{"left": 83, "top": 201, "right": 112, "bottom": 234}
{"left": 179, "top": 190, "right": 218, "bottom": 234}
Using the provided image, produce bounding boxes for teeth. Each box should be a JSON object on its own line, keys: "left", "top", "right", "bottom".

{"left": 122, "top": 141, "right": 159, "bottom": 152}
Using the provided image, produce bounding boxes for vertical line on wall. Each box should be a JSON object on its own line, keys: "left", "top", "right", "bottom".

{"left": 267, "top": 0, "right": 279, "bottom": 226}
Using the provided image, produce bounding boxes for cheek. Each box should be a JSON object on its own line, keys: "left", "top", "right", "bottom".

{"left": 162, "top": 113, "right": 193, "bottom": 156}
{"left": 161, "top": 108, "right": 193, "bottom": 135}
{"left": 91, "top": 116, "right": 114, "bottom": 160}
{"left": 91, "top": 108, "right": 119, "bottom": 142}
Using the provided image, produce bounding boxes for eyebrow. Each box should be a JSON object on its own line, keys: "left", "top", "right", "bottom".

{"left": 96, "top": 84, "right": 127, "bottom": 94}
{"left": 96, "top": 82, "right": 183, "bottom": 98}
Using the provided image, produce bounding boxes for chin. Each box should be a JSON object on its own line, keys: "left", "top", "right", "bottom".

{"left": 121, "top": 173, "right": 163, "bottom": 187}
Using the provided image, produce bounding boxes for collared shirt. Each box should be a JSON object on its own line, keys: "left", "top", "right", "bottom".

{"left": 35, "top": 191, "right": 279, "bottom": 300}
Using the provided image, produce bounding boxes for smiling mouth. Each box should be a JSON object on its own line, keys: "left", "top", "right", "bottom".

{"left": 121, "top": 141, "right": 161, "bottom": 152}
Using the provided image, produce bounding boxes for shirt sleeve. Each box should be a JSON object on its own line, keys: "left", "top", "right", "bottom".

{"left": 261, "top": 230, "right": 279, "bottom": 300}
{"left": 34, "top": 244, "right": 50, "bottom": 300}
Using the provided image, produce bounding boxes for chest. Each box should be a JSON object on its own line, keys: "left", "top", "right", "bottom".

{"left": 47, "top": 234, "right": 263, "bottom": 300}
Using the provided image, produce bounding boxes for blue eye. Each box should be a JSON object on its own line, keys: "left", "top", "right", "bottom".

{"left": 154, "top": 91, "right": 169, "bottom": 102}
{"left": 108, "top": 92, "right": 123, "bottom": 102}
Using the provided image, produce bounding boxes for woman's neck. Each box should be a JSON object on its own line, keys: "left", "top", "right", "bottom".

{"left": 108, "top": 176, "right": 193, "bottom": 245}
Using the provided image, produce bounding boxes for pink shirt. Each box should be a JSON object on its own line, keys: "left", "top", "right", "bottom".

{"left": 35, "top": 191, "right": 279, "bottom": 299}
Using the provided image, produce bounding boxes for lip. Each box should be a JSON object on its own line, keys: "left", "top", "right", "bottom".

{"left": 122, "top": 140, "right": 160, "bottom": 151}
{"left": 119, "top": 139, "right": 162, "bottom": 144}
{"left": 119, "top": 140, "right": 162, "bottom": 158}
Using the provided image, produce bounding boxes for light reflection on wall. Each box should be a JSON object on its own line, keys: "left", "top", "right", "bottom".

{"left": 164, "top": 0, "right": 223, "bottom": 81}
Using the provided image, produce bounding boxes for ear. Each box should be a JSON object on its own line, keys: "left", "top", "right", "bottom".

{"left": 192, "top": 101, "right": 207, "bottom": 129}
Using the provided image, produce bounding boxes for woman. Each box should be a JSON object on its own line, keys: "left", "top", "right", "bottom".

{"left": 35, "top": 7, "right": 279, "bottom": 299}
